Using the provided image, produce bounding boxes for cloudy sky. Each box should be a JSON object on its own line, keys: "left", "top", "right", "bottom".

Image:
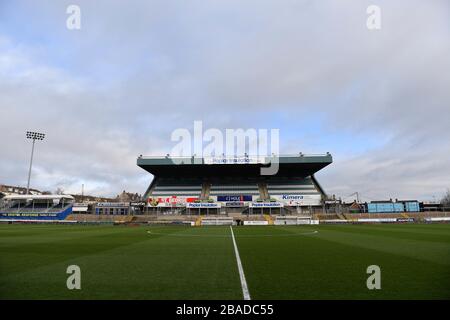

{"left": 0, "top": 0, "right": 449, "bottom": 201}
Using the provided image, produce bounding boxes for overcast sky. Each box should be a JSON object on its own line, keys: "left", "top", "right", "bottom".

{"left": 0, "top": 0, "right": 449, "bottom": 201}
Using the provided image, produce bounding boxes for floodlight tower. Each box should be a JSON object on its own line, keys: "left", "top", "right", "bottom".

{"left": 26, "top": 131, "right": 45, "bottom": 194}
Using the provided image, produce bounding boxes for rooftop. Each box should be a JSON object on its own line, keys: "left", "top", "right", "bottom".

{"left": 137, "top": 154, "right": 333, "bottom": 177}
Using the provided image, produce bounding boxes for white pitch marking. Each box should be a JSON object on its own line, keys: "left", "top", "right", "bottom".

{"left": 146, "top": 230, "right": 319, "bottom": 237}
{"left": 230, "top": 226, "right": 251, "bottom": 300}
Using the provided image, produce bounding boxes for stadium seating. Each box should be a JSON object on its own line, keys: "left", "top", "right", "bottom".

{"left": 150, "top": 178, "right": 202, "bottom": 197}
{"left": 266, "top": 176, "right": 320, "bottom": 195}
{"left": 1, "top": 203, "right": 72, "bottom": 214}
{"left": 209, "top": 179, "right": 260, "bottom": 196}
{"left": 316, "top": 213, "right": 343, "bottom": 220}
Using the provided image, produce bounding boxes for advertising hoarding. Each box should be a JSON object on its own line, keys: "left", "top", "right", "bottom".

{"left": 204, "top": 156, "right": 266, "bottom": 165}
{"left": 186, "top": 203, "right": 221, "bottom": 209}
{"left": 272, "top": 194, "right": 321, "bottom": 206}
{"left": 249, "top": 202, "right": 283, "bottom": 208}
{"left": 148, "top": 196, "right": 198, "bottom": 207}
{"left": 224, "top": 201, "right": 246, "bottom": 207}
{"left": 217, "top": 195, "right": 253, "bottom": 202}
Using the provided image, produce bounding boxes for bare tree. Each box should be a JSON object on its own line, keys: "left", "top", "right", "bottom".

{"left": 441, "top": 189, "right": 450, "bottom": 206}
{"left": 54, "top": 187, "right": 65, "bottom": 195}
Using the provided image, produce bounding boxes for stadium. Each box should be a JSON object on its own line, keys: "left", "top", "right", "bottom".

{"left": 1, "top": 1, "right": 449, "bottom": 304}
{"left": 1, "top": 153, "right": 450, "bottom": 300}
{"left": 138, "top": 154, "right": 331, "bottom": 218}
{"left": 2, "top": 152, "right": 448, "bottom": 225}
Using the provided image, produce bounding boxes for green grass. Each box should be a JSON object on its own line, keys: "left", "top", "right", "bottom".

{"left": 0, "top": 223, "right": 449, "bottom": 299}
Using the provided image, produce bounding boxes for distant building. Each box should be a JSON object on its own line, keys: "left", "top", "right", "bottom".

{"left": 348, "top": 201, "right": 364, "bottom": 213}
{"left": 115, "top": 190, "right": 142, "bottom": 202}
{"left": 71, "top": 194, "right": 116, "bottom": 203}
{"left": 0, "top": 184, "right": 42, "bottom": 196}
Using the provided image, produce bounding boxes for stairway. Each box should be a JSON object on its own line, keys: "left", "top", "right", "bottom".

{"left": 337, "top": 213, "right": 346, "bottom": 220}
{"left": 258, "top": 182, "right": 269, "bottom": 200}
{"left": 195, "top": 216, "right": 203, "bottom": 226}
{"left": 283, "top": 206, "right": 297, "bottom": 215}
{"left": 201, "top": 181, "right": 211, "bottom": 200}
{"left": 342, "top": 213, "right": 356, "bottom": 221}
{"left": 263, "top": 214, "right": 274, "bottom": 225}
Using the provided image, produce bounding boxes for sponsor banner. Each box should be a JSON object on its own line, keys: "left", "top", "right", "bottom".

{"left": 96, "top": 202, "right": 129, "bottom": 207}
{"left": 130, "top": 202, "right": 146, "bottom": 207}
{"left": 0, "top": 213, "right": 61, "bottom": 218}
{"left": 201, "top": 219, "right": 233, "bottom": 226}
{"left": 72, "top": 206, "right": 88, "bottom": 212}
{"left": 249, "top": 202, "right": 283, "bottom": 208}
{"left": 148, "top": 196, "right": 198, "bottom": 207}
{"left": 217, "top": 195, "right": 253, "bottom": 202}
{"left": 275, "top": 216, "right": 318, "bottom": 225}
{"left": 243, "top": 221, "right": 268, "bottom": 226}
{"left": 0, "top": 206, "right": 72, "bottom": 221}
{"left": 321, "top": 219, "right": 350, "bottom": 223}
{"left": 154, "top": 202, "right": 177, "bottom": 208}
{"left": 275, "top": 220, "right": 295, "bottom": 225}
{"left": 204, "top": 156, "right": 266, "bottom": 165}
{"left": 186, "top": 203, "right": 221, "bottom": 209}
{"left": 396, "top": 218, "right": 415, "bottom": 222}
{"left": 273, "top": 194, "right": 321, "bottom": 206}
{"left": 368, "top": 202, "right": 404, "bottom": 213}
{"left": 425, "top": 217, "right": 450, "bottom": 222}
{"left": 274, "top": 219, "right": 318, "bottom": 225}
{"left": 357, "top": 218, "right": 397, "bottom": 223}
{"left": 225, "top": 201, "right": 246, "bottom": 207}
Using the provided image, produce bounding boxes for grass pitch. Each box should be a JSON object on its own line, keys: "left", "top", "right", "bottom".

{"left": 0, "top": 223, "right": 449, "bottom": 299}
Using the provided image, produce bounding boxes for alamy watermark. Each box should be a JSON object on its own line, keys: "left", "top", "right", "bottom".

{"left": 366, "top": 5, "right": 381, "bottom": 30}
{"left": 170, "top": 121, "right": 280, "bottom": 175}
{"left": 66, "top": 265, "right": 81, "bottom": 290}
{"left": 66, "top": 5, "right": 81, "bottom": 30}
{"left": 366, "top": 265, "right": 381, "bottom": 290}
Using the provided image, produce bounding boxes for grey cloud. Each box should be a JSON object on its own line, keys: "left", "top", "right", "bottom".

{"left": 0, "top": 0, "right": 449, "bottom": 199}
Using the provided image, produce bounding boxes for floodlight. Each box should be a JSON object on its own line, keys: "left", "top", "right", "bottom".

{"left": 25, "top": 131, "right": 46, "bottom": 194}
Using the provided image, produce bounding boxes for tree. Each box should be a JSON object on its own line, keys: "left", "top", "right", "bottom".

{"left": 54, "top": 187, "right": 65, "bottom": 195}
{"left": 441, "top": 189, "right": 450, "bottom": 206}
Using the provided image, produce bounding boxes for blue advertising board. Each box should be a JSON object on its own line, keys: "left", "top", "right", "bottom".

{"left": 368, "top": 202, "right": 406, "bottom": 213}
{"left": 217, "top": 195, "right": 253, "bottom": 202}
{"left": 0, "top": 206, "right": 73, "bottom": 220}
{"left": 405, "top": 201, "right": 420, "bottom": 212}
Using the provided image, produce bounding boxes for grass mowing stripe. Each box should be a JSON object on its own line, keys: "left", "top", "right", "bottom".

{"left": 1, "top": 224, "right": 449, "bottom": 299}
{"left": 230, "top": 226, "right": 251, "bottom": 300}
{"left": 1, "top": 225, "right": 243, "bottom": 299}
{"left": 313, "top": 226, "right": 450, "bottom": 266}
{"left": 0, "top": 226, "right": 166, "bottom": 276}
{"left": 317, "top": 224, "right": 450, "bottom": 243}
{"left": 235, "top": 225, "right": 450, "bottom": 299}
